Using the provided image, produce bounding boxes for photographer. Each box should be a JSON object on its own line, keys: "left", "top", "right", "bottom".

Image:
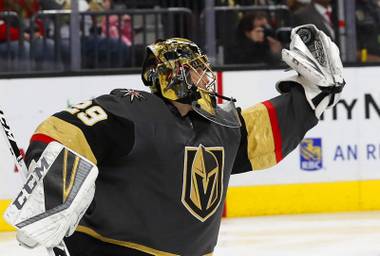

{"left": 225, "top": 12, "right": 283, "bottom": 65}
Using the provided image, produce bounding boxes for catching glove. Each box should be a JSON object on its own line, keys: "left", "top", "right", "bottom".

{"left": 276, "top": 24, "right": 346, "bottom": 118}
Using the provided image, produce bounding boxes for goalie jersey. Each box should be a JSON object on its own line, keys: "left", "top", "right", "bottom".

{"left": 25, "top": 86, "right": 317, "bottom": 256}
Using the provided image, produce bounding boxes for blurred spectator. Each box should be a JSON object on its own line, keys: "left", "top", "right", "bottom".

{"left": 292, "top": 0, "right": 335, "bottom": 40}
{"left": 82, "top": 0, "right": 131, "bottom": 68}
{"left": 39, "top": 0, "right": 88, "bottom": 70}
{"left": 287, "top": 0, "right": 309, "bottom": 29}
{"left": 0, "top": 0, "right": 58, "bottom": 71}
{"left": 0, "top": 0, "right": 36, "bottom": 70}
{"left": 225, "top": 12, "right": 282, "bottom": 65}
{"left": 287, "top": 0, "right": 309, "bottom": 12}
{"left": 101, "top": 0, "right": 132, "bottom": 46}
{"left": 225, "top": 0, "right": 283, "bottom": 4}
{"left": 39, "top": 0, "right": 65, "bottom": 10}
{"left": 0, "top": 0, "right": 39, "bottom": 18}
{"left": 356, "top": 0, "right": 380, "bottom": 62}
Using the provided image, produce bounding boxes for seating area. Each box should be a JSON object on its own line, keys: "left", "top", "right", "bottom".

{"left": 0, "top": 0, "right": 375, "bottom": 74}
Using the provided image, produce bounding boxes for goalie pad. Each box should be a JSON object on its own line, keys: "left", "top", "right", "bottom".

{"left": 4, "top": 141, "right": 98, "bottom": 248}
{"left": 276, "top": 24, "right": 346, "bottom": 118}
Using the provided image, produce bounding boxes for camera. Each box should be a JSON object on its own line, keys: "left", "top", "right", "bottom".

{"left": 261, "top": 25, "right": 291, "bottom": 44}
{"left": 275, "top": 27, "right": 292, "bottom": 44}
{"left": 262, "top": 25, "right": 275, "bottom": 38}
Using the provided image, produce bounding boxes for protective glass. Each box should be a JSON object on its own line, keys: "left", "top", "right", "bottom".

{"left": 192, "top": 98, "right": 241, "bottom": 128}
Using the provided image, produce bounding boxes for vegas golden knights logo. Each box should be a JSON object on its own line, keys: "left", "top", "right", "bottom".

{"left": 182, "top": 144, "right": 224, "bottom": 222}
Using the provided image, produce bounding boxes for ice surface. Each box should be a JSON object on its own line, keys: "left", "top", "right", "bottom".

{"left": 2, "top": 211, "right": 380, "bottom": 256}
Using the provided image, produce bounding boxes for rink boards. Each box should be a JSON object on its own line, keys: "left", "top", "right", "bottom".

{"left": 1, "top": 67, "right": 380, "bottom": 230}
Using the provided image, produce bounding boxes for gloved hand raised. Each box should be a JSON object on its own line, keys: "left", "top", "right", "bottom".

{"left": 276, "top": 24, "right": 346, "bottom": 118}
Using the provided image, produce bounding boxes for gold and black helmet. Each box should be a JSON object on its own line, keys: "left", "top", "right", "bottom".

{"left": 142, "top": 38, "right": 215, "bottom": 103}
{"left": 142, "top": 38, "right": 241, "bottom": 128}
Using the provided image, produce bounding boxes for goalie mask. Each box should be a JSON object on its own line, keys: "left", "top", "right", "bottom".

{"left": 142, "top": 38, "right": 241, "bottom": 128}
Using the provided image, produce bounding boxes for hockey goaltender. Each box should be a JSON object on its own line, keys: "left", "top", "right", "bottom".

{"left": 4, "top": 24, "right": 345, "bottom": 256}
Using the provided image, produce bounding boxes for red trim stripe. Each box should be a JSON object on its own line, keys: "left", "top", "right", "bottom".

{"left": 30, "top": 133, "right": 56, "bottom": 144}
{"left": 222, "top": 201, "right": 227, "bottom": 217}
{"left": 338, "top": 20, "right": 345, "bottom": 28}
{"left": 216, "top": 71, "right": 223, "bottom": 104}
{"left": 262, "top": 101, "right": 283, "bottom": 162}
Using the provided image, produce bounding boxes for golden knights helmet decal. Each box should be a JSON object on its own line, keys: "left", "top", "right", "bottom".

{"left": 182, "top": 144, "right": 224, "bottom": 222}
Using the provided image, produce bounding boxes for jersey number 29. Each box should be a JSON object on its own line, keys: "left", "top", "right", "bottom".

{"left": 66, "top": 100, "right": 108, "bottom": 126}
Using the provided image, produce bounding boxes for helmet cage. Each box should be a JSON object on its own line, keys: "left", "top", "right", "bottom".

{"left": 153, "top": 51, "right": 216, "bottom": 104}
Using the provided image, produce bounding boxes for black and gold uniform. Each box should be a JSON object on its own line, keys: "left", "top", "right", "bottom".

{"left": 25, "top": 84, "right": 317, "bottom": 256}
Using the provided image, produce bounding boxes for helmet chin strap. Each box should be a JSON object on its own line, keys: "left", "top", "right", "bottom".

{"left": 211, "top": 92, "right": 237, "bottom": 103}
{"left": 173, "top": 83, "right": 237, "bottom": 105}
{"left": 196, "top": 86, "right": 237, "bottom": 103}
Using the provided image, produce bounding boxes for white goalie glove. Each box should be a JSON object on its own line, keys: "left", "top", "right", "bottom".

{"left": 4, "top": 141, "right": 98, "bottom": 249}
{"left": 276, "top": 24, "right": 346, "bottom": 118}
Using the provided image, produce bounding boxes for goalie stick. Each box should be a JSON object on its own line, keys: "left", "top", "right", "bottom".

{"left": 0, "top": 108, "right": 71, "bottom": 256}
